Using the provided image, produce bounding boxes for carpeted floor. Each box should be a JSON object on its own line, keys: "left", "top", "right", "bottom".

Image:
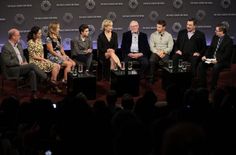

{"left": 0, "top": 75, "right": 166, "bottom": 104}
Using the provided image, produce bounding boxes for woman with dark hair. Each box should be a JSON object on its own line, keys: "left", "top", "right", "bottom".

{"left": 27, "top": 26, "right": 62, "bottom": 92}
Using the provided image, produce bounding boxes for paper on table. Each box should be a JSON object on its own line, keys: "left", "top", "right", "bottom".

{"left": 205, "top": 58, "right": 216, "bottom": 64}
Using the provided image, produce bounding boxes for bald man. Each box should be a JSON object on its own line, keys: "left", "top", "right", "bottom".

{"left": 1, "top": 28, "right": 47, "bottom": 98}
{"left": 121, "top": 20, "right": 150, "bottom": 79}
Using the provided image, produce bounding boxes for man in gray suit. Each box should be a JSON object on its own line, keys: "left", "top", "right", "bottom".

{"left": 1, "top": 28, "right": 47, "bottom": 98}
{"left": 71, "top": 24, "right": 93, "bottom": 72}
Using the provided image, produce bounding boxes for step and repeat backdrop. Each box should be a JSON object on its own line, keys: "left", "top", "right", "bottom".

{"left": 0, "top": 0, "right": 235, "bottom": 51}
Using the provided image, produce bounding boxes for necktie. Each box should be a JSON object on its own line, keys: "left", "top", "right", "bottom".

{"left": 214, "top": 37, "right": 222, "bottom": 58}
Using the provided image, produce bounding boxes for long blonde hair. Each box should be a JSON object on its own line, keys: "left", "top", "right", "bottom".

{"left": 48, "top": 21, "right": 60, "bottom": 39}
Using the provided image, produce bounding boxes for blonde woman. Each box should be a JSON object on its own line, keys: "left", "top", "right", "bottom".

{"left": 46, "top": 21, "right": 75, "bottom": 84}
{"left": 97, "top": 19, "right": 121, "bottom": 71}
{"left": 27, "top": 26, "right": 62, "bottom": 93}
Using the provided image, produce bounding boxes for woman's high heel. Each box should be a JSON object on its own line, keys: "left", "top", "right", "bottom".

{"left": 50, "top": 80, "right": 59, "bottom": 86}
{"left": 50, "top": 86, "right": 63, "bottom": 94}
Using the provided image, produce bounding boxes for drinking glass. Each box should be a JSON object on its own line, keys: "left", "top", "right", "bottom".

{"left": 178, "top": 59, "right": 183, "bottom": 68}
{"left": 182, "top": 61, "right": 187, "bottom": 71}
{"left": 168, "top": 60, "right": 173, "bottom": 69}
{"left": 120, "top": 61, "right": 125, "bottom": 71}
{"left": 128, "top": 61, "right": 133, "bottom": 70}
{"left": 78, "top": 64, "right": 83, "bottom": 73}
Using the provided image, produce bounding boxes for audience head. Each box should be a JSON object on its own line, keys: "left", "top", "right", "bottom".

{"left": 48, "top": 21, "right": 60, "bottom": 38}
{"left": 215, "top": 23, "right": 227, "bottom": 37}
{"left": 162, "top": 122, "right": 207, "bottom": 155}
{"left": 121, "top": 93, "right": 134, "bottom": 111}
{"left": 157, "top": 20, "right": 166, "bottom": 33}
{"left": 186, "top": 18, "right": 197, "bottom": 32}
{"left": 79, "top": 24, "right": 90, "bottom": 37}
{"left": 129, "top": 20, "right": 139, "bottom": 33}
{"left": 8, "top": 28, "right": 21, "bottom": 44}
{"left": 27, "top": 26, "right": 42, "bottom": 41}
{"left": 101, "top": 19, "right": 113, "bottom": 32}
{"left": 106, "top": 90, "right": 118, "bottom": 106}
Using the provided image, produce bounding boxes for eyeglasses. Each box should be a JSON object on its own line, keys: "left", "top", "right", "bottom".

{"left": 215, "top": 30, "right": 222, "bottom": 32}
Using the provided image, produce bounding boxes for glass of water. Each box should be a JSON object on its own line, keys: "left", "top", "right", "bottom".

{"left": 128, "top": 61, "right": 133, "bottom": 70}
{"left": 72, "top": 67, "right": 78, "bottom": 76}
{"left": 78, "top": 64, "right": 83, "bottom": 74}
{"left": 178, "top": 59, "right": 183, "bottom": 68}
{"left": 182, "top": 61, "right": 187, "bottom": 71}
{"left": 168, "top": 60, "right": 173, "bottom": 69}
{"left": 120, "top": 61, "right": 125, "bottom": 71}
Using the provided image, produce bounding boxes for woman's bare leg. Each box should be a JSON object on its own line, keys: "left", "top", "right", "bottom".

{"left": 51, "top": 63, "right": 60, "bottom": 81}
{"left": 110, "top": 52, "right": 121, "bottom": 68}
{"left": 62, "top": 61, "right": 73, "bottom": 81}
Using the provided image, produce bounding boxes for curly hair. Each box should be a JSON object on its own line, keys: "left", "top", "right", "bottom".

{"left": 27, "top": 26, "right": 41, "bottom": 41}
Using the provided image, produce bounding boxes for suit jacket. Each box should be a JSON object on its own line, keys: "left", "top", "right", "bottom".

{"left": 1, "top": 41, "right": 26, "bottom": 77}
{"left": 121, "top": 31, "right": 150, "bottom": 58}
{"left": 71, "top": 36, "right": 92, "bottom": 58}
{"left": 97, "top": 31, "right": 118, "bottom": 61}
{"left": 175, "top": 29, "right": 206, "bottom": 57}
{"left": 205, "top": 34, "right": 233, "bottom": 64}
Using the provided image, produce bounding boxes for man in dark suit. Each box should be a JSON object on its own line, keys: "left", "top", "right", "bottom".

{"left": 121, "top": 20, "right": 150, "bottom": 79}
{"left": 198, "top": 23, "right": 233, "bottom": 91}
{"left": 1, "top": 28, "right": 47, "bottom": 98}
{"left": 173, "top": 18, "right": 206, "bottom": 75}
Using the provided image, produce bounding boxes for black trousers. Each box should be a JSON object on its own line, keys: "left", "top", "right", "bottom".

{"left": 125, "top": 55, "right": 149, "bottom": 78}
{"left": 197, "top": 61, "right": 230, "bottom": 90}
{"left": 74, "top": 53, "right": 93, "bottom": 71}
{"left": 149, "top": 53, "right": 169, "bottom": 80}
{"left": 19, "top": 63, "right": 47, "bottom": 91}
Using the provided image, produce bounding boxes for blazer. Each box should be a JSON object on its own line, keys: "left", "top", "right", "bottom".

{"left": 1, "top": 41, "right": 26, "bottom": 77}
{"left": 71, "top": 36, "right": 92, "bottom": 57}
{"left": 121, "top": 31, "right": 150, "bottom": 58}
{"left": 97, "top": 31, "right": 118, "bottom": 61}
{"left": 205, "top": 34, "right": 233, "bottom": 64}
{"left": 175, "top": 29, "right": 206, "bottom": 56}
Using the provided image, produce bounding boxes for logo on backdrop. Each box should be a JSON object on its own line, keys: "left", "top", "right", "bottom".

{"left": 41, "top": 0, "right": 52, "bottom": 12}
{"left": 14, "top": 14, "right": 25, "bottom": 25}
{"left": 196, "top": 10, "right": 206, "bottom": 21}
{"left": 107, "top": 12, "right": 117, "bottom": 22}
{"left": 221, "top": 0, "right": 231, "bottom": 9}
{"left": 172, "top": 22, "right": 182, "bottom": 33}
{"left": 63, "top": 13, "right": 73, "bottom": 24}
{"left": 129, "top": 0, "right": 139, "bottom": 9}
{"left": 173, "top": 0, "right": 183, "bottom": 9}
{"left": 85, "top": 0, "right": 96, "bottom": 10}
{"left": 149, "top": 11, "right": 159, "bottom": 22}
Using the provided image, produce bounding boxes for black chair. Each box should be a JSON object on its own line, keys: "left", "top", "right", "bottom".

{"left": 0, "top": 53, "right": 29, "bottom": 94}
